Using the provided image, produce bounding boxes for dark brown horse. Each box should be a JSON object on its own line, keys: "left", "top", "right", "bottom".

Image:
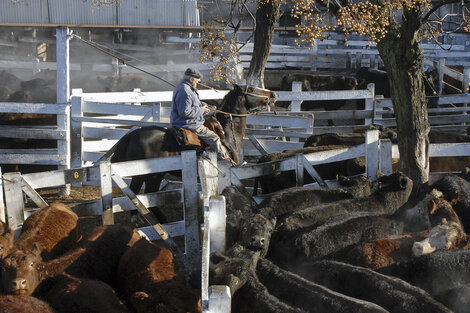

{"left": 110, "top": 85, "right": 276, "bottom": 194}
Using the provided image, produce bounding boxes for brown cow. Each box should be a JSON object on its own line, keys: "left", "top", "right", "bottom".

{"left": 0, "top": 295, "right": 55, "bottom": 313}
{"left": 14, "top": 202, "right": 81, "bottom": 260}
{"left": 118, "top": 238, "right": 201, "bottom": 313}
{"left": 0, "top": 220, "right": 14, "bottom": 258}
{"left": 45, "top": 273, "right": 131, "bottom": 313}
{"left": 0, "top": 224, "right": 140, "bottom": 296}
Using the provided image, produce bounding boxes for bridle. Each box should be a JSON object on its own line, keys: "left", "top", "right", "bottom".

{"left": 207, "top": 88, "right": 275, "bottom": 117}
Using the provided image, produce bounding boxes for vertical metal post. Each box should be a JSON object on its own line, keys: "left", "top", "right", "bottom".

{"left": 57, "top": 27, "right": 71, "bottom": 196}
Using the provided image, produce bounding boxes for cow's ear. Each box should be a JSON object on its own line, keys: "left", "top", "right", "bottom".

{"left": 3, "top": 225, "right": 14, "bottom": 242}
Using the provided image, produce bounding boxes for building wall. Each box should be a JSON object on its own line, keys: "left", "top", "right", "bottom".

{"left": 0, "top": 0, "right": 199, "bottom": 26}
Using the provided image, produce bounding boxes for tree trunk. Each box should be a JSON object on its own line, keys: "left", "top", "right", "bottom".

{"left": 245, "top": 0, "right": 281, "bottom": 88}
{"left": 377, "top": 12, "right": 430, "bottom": 191}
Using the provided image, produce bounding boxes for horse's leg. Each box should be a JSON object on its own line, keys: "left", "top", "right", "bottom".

{"left": 143, "top": 174, "right": 168, "bottom": 223}
{"left": 130, "top": 176, "right": 145, "bottom": 194}
{"left": 143, "top": 174, "right": 164, "bottom": 193}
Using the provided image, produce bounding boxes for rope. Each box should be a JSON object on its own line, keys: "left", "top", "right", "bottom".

{"left": 207, "top": 106, "right": 261, "bottom": 117}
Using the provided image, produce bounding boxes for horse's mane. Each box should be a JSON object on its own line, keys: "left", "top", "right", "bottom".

{"left": 218, "top": 86, "right": 245, "bottom": 114}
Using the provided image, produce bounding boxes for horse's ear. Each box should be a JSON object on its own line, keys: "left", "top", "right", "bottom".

{"left": 233, "top": 84, "right": 242, "bottom": 92}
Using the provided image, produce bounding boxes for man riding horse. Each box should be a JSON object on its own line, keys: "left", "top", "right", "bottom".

{"left": 170, "top": 68, "right": 233, "bottom": 164}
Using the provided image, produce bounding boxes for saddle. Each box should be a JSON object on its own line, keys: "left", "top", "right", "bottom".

{"left": 161, "top": 116, "right": 225, "bottom": 152}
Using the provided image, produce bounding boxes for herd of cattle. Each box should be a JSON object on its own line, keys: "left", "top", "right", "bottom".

{"left": 3, "top": 169, "right": 470, "bottom": 312}
{"left": 214, "top": 167, "right": 470, "bottom": 313}
{"left": 0, "top": 202, "right": 202, "bottom": 312}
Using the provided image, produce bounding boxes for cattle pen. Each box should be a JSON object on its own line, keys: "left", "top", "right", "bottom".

{"left": 1, "top": 84, "right": 470, "bottom": 312}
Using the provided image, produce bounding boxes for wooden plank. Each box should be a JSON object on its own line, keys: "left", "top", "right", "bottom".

{"left": 77, "top": 89, "right": 228, "bottom": 103}
{"left": 3, "top": 172, "right": 25, "bottom": 231}
{"left": 380, "top": 140, "right": 393, "bottom": 175}
{"left": 0, "top": 127, "right": 66, "bottom": 140}
{"left": 246, "top": 114, "right": 313, "bottom": 128}
{"left": 181, "top": 150, "right": 200, "bottom": 270}
{"left": 138, "top": 220, "right": 185, "bottom": 240}
{"left": 275, "top": 89, "right": 374, "bottom": 102}
{"left": 0, "top": 153, "right": 66, "bottom": 165}
{"left": 429, "top": 143, "right": 470, "bottom": 157}
{"left": 22, "top": 166, "right": 90, "bottom": 189}
{"left": 301, "top": 154, "right": 327, "bottom": 187}
{"left": 248, "top": 135, "right": 268, "bottom": 155}
{"left": 0, "top": 102, "right": 68, "bottom": 114}
{"left": 112, "top": 155, "right": 183, "bottom": 178}
{"left": 21, "top": 179, "right": 48, "bottom": 209}
{"left": 245, "top": 129, "right": 311, "bottom": 138}
{"left": 100, "top": 161, "right": 114, "bottom": 225}
{"left": 72, "top": 116, "right": 170, "bottom": 128}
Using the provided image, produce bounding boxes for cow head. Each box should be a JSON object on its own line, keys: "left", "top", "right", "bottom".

{"left": 239, "top": 214, "right": 276, "bottom": 257}
{"left": 0, "top": 245, "right": 43, "bottom": 295}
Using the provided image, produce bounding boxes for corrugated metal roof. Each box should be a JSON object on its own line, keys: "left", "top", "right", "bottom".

{"left": 0, "top": 0, "right": 199, "bottom": 26}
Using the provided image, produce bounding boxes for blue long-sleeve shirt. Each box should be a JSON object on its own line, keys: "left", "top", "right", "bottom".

{"left": 170, "top": 80, "right": 205, "bottom": 128}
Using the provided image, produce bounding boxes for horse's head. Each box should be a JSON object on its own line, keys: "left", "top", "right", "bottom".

{"left": 240, "top": 85, "right": 277, "bottom": 113}
{"left": 222, "top": 85, "right": 276, "bottom": 115}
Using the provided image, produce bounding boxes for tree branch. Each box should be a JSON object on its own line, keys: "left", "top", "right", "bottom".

{"left": 422, "top": 0, "right": 470, "bottom": 23}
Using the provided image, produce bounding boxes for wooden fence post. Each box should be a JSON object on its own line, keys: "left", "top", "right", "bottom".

{"left": 208, "top": 285, "right": 231, "bottom": 313}
{"left": 365, "top": 83, "right": 375, "bottom": 126}
{"left": 310, "top": 41, "right": 318, "bottom": 71}
{"left": 100, "top": 161, "right": 114, "bottom": 225}
{"left": 0, "top": 167, "right": 5, "bottom": 224}
{"left": 464, "top": 67, "right": 470, "bottom": 94}
{"left": 290, "top": 81, "right": 302, "bottom": 112}
{"left": 56, "top": 26, "right": 71, "bottom": 196}
{"left": 209, "top": 196, "right": 226, "bottom": 254}
{"left": 2, "top": 172, "right": 24, "bottom": 233}
{"left": 438, "top": 58, "right": 445, "bottom": 95}
{"left": 379, "top": 139, "right": 393, "bottom": 175}
{"left": 365, "top": 129, "right": 380, "bottom": 180}
{"left": 295, "top": 153, "right": 304, "bottom": 187}
{"left": 71, "top": 96, "right": 84, "bottom": 169}
{"left": 181, "top": 150, "right": 200, "bottom": 270}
